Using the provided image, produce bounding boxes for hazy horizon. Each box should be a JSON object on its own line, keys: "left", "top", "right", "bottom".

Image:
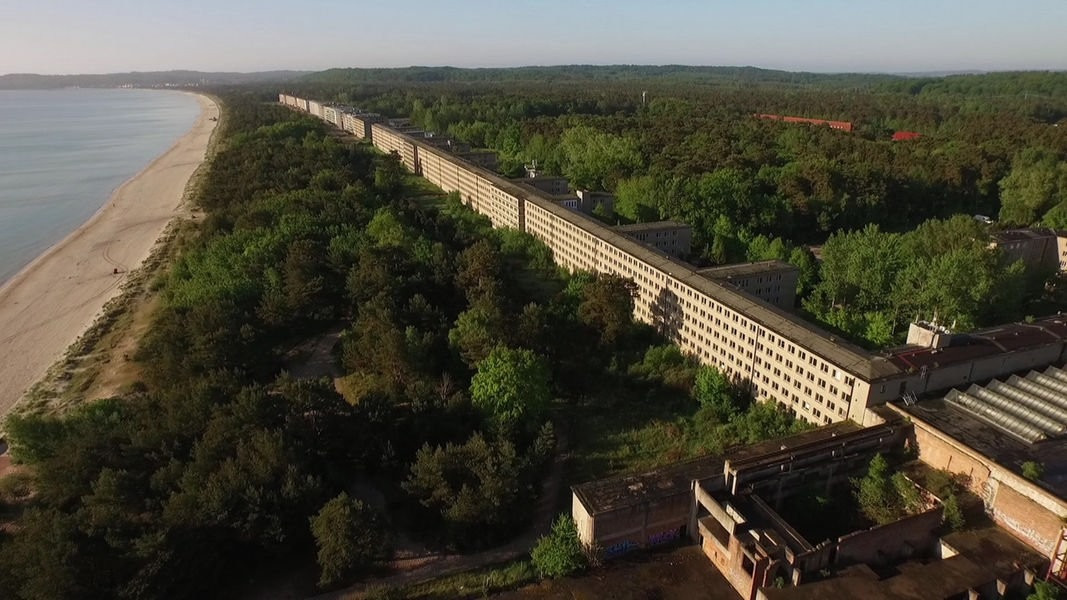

{"left": 3, "top": 0, "right": 1066, "bottom": 76}
{"left": 0, "top": 64, "right": 1048, "bottom": 78}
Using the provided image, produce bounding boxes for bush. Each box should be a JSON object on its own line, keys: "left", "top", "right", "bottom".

{"left": 942, "top": 493, "right": 965, "bottom": 531}
{"left": 531, "top": 514, "right": 586, "bottom": 579}
{"left": 1029, "top": 580, "right": 1062, "bottom": 600}
{"left": 853, "top": 454, "right": 900, "bottom": 525}
{"left": 1023, "top": 460, "right": 1045, "bottom": 481}
{"left": 0, "top": 471, "right": 34, "bottom": 505}
{"left": 310, "top": 492, "right": 390, "bottom": 588}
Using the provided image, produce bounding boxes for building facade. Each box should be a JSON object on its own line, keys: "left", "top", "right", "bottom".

{"left": 699, "top": 261, "right": 799, "bottom": 309}
{"left": 613, "top": 221, "right": 693, "bottom": 258}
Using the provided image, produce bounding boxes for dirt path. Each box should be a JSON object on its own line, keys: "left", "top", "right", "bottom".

{"left": 284, "top": 326, "right": 344, "bottom": 380}
{"left": 317, "top": 432, "right": 570, "bottom": 599}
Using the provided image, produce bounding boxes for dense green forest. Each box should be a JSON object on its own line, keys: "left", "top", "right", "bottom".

{"left": 0, "top": 93, "right": 805, "bottom": 597}
{"left": 288, "top": 67, "right": 1067, "bottom": 345}
{"left": 304, "top": 65, "right": 906, "bottom": 87}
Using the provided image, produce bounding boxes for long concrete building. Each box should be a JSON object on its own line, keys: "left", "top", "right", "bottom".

{"left": 279, "top": 93, "right": 1067, "bottom": 428}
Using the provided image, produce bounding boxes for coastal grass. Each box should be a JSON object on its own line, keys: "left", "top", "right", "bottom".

{"left": 16, "top": 217, "right": 198, "bottom": 416}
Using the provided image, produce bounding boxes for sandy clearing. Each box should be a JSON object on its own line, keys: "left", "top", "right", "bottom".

{"left": 0, "top": 92, "right": 218, "bottom": 417}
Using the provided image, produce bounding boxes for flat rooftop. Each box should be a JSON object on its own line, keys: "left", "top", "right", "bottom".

{"left": 990, "top": 228, "right": 1055, "bottom": 243}
{"left": 893, "top": 391, "right": 1067, "bottom": 499}
{"left": 512, "top": 175, "right": 569, "bottom": 183}
{"left": 725, "top": 420, "right": 863, "bottom": 465}
{"left": 882, "top": 316, "right": 1067, "bottom": 373}
{"left": 613, "top": 220, "right": 691, "bottom": 233}
{"left": 760, "top": 525, "right": 1046, "bottom": 600}
{"left": 571, "top": 455, "right": 724, "bottom": 516}
{"left": 698, "top": 260, "right": 799, "bottom": 280}
{"left": 455, "top": 150, "right": 497, "bottom": 158}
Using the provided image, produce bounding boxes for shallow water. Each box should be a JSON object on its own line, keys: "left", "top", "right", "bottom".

{"left": 0, "top": 88, "right": 201, "bottom": 284}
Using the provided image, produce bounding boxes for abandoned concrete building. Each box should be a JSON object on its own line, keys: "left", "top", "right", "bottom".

{"left": 572, "top": 411, "right": 1059, "bottom": 599}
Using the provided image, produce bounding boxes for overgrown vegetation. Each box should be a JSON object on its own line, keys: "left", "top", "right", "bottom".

{"left": 1029, "top": 580, "right": 1063, "bottom": 600}
{"left": 1023, "top": 460, "right": 1046, "bottom": 481}
{"left": 852, "top": 455, "right": 967, "bottom": 530}
{"left": 853, "top": 455, "right": 924, "bottom": 525}
{"left": 365, "top": 559, "right": 537, "bottom": 600}
{"left": 531, "top": 514, "right": 587, "bottom": 579}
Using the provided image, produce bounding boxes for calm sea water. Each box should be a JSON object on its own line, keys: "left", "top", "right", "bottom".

{"left": 0, "top": 89, "right": 201, "bottom": 285}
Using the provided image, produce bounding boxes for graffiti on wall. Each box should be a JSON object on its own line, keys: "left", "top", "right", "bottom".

{"left": 604, "top": 540, "right": 638, "bottom": 558}
{"left": 648, "top": 527, "right": 682, "bottom": 547}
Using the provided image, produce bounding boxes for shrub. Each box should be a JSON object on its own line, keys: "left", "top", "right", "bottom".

{"left": 531, "top": 514, "right": 587, "bottom": 579}
{"left": 942, "top": 493, "right": 965, "bottom": 531}
{"left": 310, "top": 493, "right": 390, "bottom": 588}
{"left": 1023, "top": 461, "right": 1045, "bottom": 481}
{"left": 1029, "top": 580, "right": 1062, "bottom": 600}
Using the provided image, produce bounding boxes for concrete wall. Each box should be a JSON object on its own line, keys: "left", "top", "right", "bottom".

{"left": 417, "top": 143, "right": 522, "bottom": 229}
{"left": 835, "top": 507, "right": 943, "bottom": 567}
{"left": 341, "top": 113, "right": 376, "bottom": 140}
{"left": 701, "top": 531, "right": 773, "bottom": 600}
{"left": 371, "top": 123, "right": 419, "bottom": 173}
{"left": 720, "top": 270, "right": 798, "bottom": 310}
{"left": 994, "top": 234, "right": 1057, "bottom": 272}
{"left": 903, "top": 407, "right": 1067, "bottom": 558}
{"left": 519, "top": 176, "right": 569, "bottom": 196}
{"left": 615, "top": 224, "right": 693, "bottom": 258}
{"left": 574, "top": 491, "right": 692, "bottom": 558}
{"left": 572, "top": 493, "right": 595, "bottom": 547}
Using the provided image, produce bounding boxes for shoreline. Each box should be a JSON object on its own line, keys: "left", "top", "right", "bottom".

{"left": 0, "top": 92, "right": 219, "bottom": 418}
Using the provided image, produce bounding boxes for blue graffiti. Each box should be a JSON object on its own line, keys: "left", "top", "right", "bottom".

{"left": 647, "top": 528, "right": 681, "bottom": 546}
{"left": 604, "top": 540, "right": 638, "bottom": 557}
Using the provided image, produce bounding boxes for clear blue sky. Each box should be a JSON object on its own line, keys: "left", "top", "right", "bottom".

{"left": 4, "top": 0, "right": 1066, "bottom": 74}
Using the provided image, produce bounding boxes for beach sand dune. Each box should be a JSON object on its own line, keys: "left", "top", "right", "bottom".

{"left": 0, "top": 93, "right": 218, "bottom": 417}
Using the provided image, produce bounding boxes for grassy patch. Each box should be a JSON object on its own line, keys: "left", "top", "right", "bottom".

{"left": 404, "top": 173, "right": 450, "bottom": 201}
{"left": 367, "top": 559, "right": 536, "bottom": 600}
{"left": 563, "top": 378, "right": 702, "bottom": 483}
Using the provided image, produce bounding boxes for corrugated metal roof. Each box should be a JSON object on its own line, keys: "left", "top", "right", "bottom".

{"left": 943, "top": 366, "right": 1067, "bottom": 444}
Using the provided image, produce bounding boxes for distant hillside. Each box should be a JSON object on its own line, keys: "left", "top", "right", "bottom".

{"left": 301, "top": 65, "right": 905, "bottom": 88}
{"left": 0, "top": 70, "right": 310, "bottom": 90}
{"left": 302, "top": 65, "right": 1067, "bottom": 97}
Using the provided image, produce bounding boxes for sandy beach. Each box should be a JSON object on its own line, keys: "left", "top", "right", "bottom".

{"left": 0, "top": 92, "right": 219, "bottom": 417}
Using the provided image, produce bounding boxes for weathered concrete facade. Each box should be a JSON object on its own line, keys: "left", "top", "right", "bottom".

{"left": 613, "top": 221, "right": 693, "bottom": 258}
{"left": 699, "top": 261, "right": 799, "bottom": 310}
